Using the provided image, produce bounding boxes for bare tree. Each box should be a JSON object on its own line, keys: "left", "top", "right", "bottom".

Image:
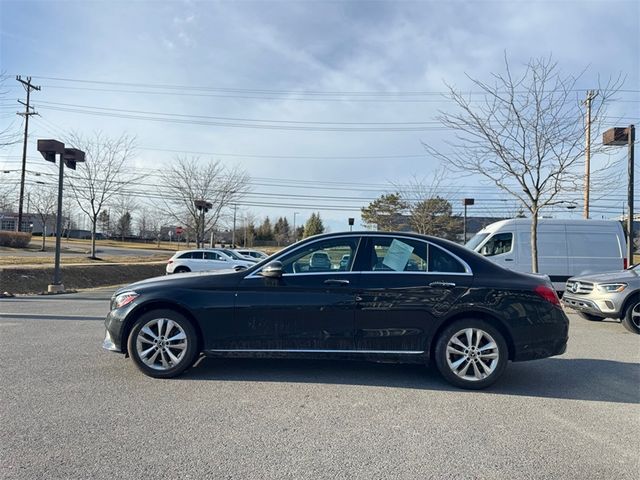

{"left": 0, "top": 182, "right": 15, "bottom": 212}
{"left": 0, "top": 73, "right": 20, "bottom": 150}
{"left": 394, "top": 169, "right": 462, "bottom": 238}
{"left": 160, "top": 157, "right": 250, "bottom": 248}
{"left": 424, "top": 55, "right": 622, "bottom": 272}
{"left": 29, "top": 185, "right": 58, "bottom": 251}
{"left": 65, "top": 132, "right": 138, "bottom": 258}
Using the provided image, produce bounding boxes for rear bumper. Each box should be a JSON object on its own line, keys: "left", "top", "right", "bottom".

{"left": 512, "top": 336, "right": 567, "bottom": 362}
{"left": 511, "top": 306, "right": 569, "bottom": 362}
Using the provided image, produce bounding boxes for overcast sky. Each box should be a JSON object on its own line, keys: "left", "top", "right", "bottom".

{"left": 1, "top": 0, "right": 638, "bottom": 232}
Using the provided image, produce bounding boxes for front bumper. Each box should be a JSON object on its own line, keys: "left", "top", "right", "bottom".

{"left": 562, "top": 294, "right": 621, "bottom": 319}
{"left": 102, "top": 308, "right": 130, "bottom": 354}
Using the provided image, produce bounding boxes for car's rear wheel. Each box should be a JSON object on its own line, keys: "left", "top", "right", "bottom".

{"left": 434, "top": 319, "right": 508, "bottom": 389}
{"left": 578, "top": 312, "right": 605, "bottom": 322}
{"left": 127, "top": 309, "right": 199, "bottom": 378}
{"left": 621, "top": 298, "right": 640, "bottom": 335}
{"left": 174, "top": 266, "right": 190, "bottom": 273}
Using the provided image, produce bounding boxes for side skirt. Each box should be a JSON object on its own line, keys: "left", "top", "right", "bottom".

{"left": 202, "top": 349, "right": 429, "bottom": 365}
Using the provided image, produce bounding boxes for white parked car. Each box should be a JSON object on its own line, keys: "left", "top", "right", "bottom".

{"left": 234, "top": 249, "right": 269, "bottom": 261}
{"left": 166, "top": 249, "right": 254, "bottom": 274}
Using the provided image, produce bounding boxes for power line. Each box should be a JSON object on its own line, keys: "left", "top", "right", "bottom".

{"left": 23, "top": 75, "right": 640, "bottom": 97}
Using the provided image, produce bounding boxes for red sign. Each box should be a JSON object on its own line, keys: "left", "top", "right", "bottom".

{"left": 175, "top": 226, "right": 184, "bottom": 235}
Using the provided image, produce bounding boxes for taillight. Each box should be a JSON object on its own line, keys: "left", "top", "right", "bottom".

{"left": 624, "top": 258, "right": 628, "bottom": 269}
{"left": 534, "top": 285, "right": 561, "bottom": 307}
{"left": 168, "top": 260, "right": 173, "bottom": 264}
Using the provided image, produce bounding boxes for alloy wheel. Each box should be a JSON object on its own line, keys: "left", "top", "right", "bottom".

{"left": 631, "top": 303, "right": 640, "bottom": 328}
{"left": 445, "top": 328, "right": 500, "bottom": 381}
{"left": 135, "top": 317, "right": 188, "bottom": 370}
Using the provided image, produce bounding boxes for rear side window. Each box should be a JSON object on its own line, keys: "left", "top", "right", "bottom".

{"left": 178, "top": 252, "right": 202, "bottom": 259}
{"left": 367, "top": 237, "right": 466, "bottom": 273}
{"left": 204, "top": 251, "right": 223, "bottom": 260}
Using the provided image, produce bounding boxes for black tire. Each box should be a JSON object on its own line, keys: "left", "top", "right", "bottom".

{"left": 621, "top": 298, "right": 640, "bottom": 335}
{"left": 127, "top": 309, "right": 199, "bottom": 378}
{"left": 173, "top": 266, "right": 190, "bottom": 273}
{"left": 434, "top": 319, "right": 508, "bottom": 390}
{"left": 578, "top": 312, "right": 605, "bottom": 322}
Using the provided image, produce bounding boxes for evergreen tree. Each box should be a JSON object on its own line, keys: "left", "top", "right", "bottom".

{"left": 256, "top": 217, "right": 274, "bottom": 241}
{"left": 303, "top": 212, "right": 325, "bottom": 238}
{"left": 116, "top": 211, "right": 132, "bottom": 240}
{"left": 410, "top": 197, "right": 461, "bottom": 240}
{"left": 361, "top": 193, "right": 408, "bottom": 231}
{"left": 273, "top": 216, "right": 291, "bottom": 245}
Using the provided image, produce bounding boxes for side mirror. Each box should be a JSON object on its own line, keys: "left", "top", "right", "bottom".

{"left": 261, "top": 261, "right": 284, "bottom": 278}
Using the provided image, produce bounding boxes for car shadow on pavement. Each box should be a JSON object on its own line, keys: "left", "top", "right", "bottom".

{"left": 180, "top": 356, "right": 639, "bottom": 404}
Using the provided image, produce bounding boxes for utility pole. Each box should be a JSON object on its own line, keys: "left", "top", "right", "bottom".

{"left": 627, "top": 125, "right": 635, "bottom": 267}
{"left": 583, "top": 90, "right": 598, "bottom": 219}
{"left": 16, "top": 76, "right": 40, "bottom": 232}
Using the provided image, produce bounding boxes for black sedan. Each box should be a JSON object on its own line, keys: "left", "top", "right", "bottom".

{"left": 103, "top": 231, "right": 569, "bottom": 389}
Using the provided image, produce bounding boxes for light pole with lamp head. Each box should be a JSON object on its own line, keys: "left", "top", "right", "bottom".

{"left": 603, "top": 125, "right": 635, "bottom": 267}
{"left": 463, "top": 198, "right": 475, "bottom": 243}
{"left": 37, "top": 139, "right": 85, "bottom": 293}
{"left": 194, "top": 199, "right": 212, "bottom": 248}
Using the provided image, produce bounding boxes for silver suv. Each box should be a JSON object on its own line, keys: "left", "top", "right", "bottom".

{"left": 563, "top": 264, "right": 640, "bottom": 334}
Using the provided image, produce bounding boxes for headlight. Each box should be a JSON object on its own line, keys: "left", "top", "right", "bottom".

{"left": 596, "top": 283, "right": 627, "bottom": 293}
{"left": 113, "top": 291, "right": 139, "bottom": 309}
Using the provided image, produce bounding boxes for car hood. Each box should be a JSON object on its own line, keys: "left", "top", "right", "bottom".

{"left": 116, "top": 268, "right": 244, "bottom": 294}
{"left": 570, "top": 269, "right": 639, "bottom": 284}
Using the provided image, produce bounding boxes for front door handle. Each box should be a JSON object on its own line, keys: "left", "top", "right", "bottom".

{"left": 429, "top": 281, "right": 456, "bottom": 289}
{"left": 324, "top": 279, "right": 350, "bottom": 286}
{"left": 504, "top": 258, "right": 514, "bottom": 262}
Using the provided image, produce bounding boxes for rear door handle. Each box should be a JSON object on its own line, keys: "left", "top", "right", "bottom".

{"left": 429, "top": 281, "right": 456, "bottom": 289}
{"left": 504, "top": 258, "right": 514, "bottom": 262}
{"left": 324, "top": 279, "right": 350, "bottom": 286}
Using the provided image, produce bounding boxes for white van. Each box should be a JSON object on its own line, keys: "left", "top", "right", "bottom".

{"left": 466, "top": 219, "right": 627, "bottom": 291}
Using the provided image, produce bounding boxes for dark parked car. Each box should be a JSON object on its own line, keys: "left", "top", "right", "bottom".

{"left": 103, "top": 232, "right": 569, "bottom": 389}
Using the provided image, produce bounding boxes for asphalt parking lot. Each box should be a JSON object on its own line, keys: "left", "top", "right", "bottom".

{"left": 1, "top": 289, "right": 639, "bottom": 479}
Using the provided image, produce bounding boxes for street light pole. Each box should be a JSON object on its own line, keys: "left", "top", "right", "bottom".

{"left": 232, "top": 204, "right": 237, "bottom": 247}
{"left": 293, "top": 212, "right": 299, "bottom": 242}
{"left": 603, "top": 125, "right": 635, "bottom": 267}
{"left": 463, "top": 198, "right": 475, "bottom": 243}
{"left": 37, "top": 140, "right": 85, "bottom": 293}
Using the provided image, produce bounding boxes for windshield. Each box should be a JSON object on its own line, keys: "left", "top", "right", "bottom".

{"left": 465, "top": 233, "right": 489, "bottom": 251}
{"left": 217, "top": 249, "right": 248, "bottom": 261}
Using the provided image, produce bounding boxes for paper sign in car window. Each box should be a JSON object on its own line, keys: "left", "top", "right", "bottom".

{"left": 382, "top": 239, "right": 414, "bottom": 271}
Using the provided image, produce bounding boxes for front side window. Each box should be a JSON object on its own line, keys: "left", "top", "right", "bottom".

{"left": 480, "top": 233, "right": 513, "bottom": 256}
{"left": 277, "top": 237, "right": 360, "bottom": 274}
{"left": 367, "top": 237, "right": 466, "bottom": 274}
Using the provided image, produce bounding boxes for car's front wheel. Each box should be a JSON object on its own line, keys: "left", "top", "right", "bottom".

{"left": 434, "top": 319, "right": 508, "bottom": 389}
{"left": 127, "top": 309, "right": 199, "bottom": 378}
{"left": 621, "top": 297, "right": 640, "bottom": 335}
